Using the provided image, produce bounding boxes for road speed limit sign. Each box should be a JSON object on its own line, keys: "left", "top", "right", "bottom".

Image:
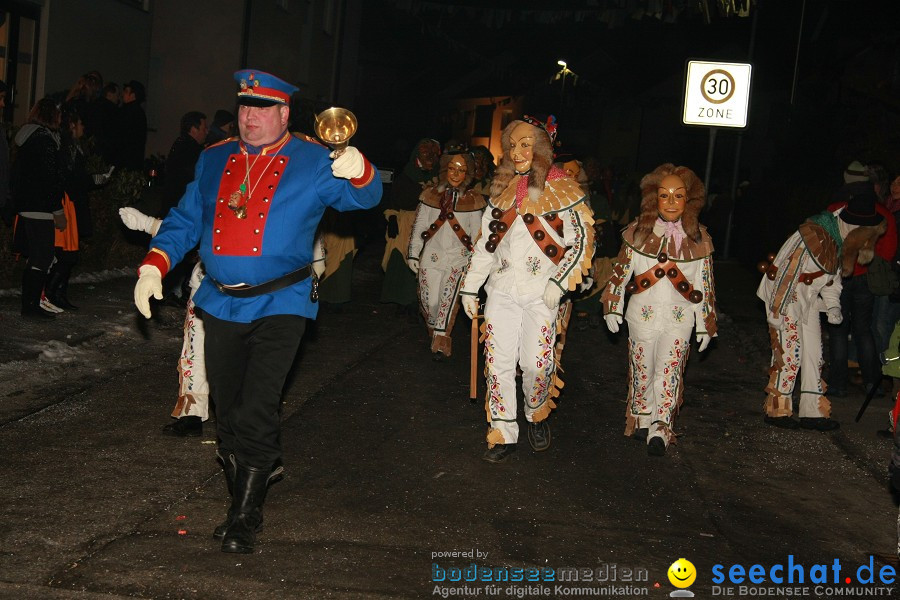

{"left": 682, "top": 61, "right": 752, "bottom": 128}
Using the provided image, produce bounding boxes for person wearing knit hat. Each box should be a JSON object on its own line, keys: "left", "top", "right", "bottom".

{"left": 408, "top": 144, "right": 486, "bottom": 359}
{"left": 844, "top": 160, "right": 869, "bottom": 184}
{"left": 825, "top": 181, "right": 896, "bottom": 401}
{"left": 459, "top": 115, "right": 594, "bottom": 463}
{"left": 601, "top": 163, "right": 717, "bottom": 456}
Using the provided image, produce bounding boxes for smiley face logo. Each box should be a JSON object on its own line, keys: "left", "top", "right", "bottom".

{"left": 668, "top": 558, "right": 696, "bottom": 588}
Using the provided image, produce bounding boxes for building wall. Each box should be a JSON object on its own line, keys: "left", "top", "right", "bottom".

{"left": 147, "top": 0, "right": 244, "bottom": 156}
{"left": 41, "top": 0, "right": 152, "bottom": 105}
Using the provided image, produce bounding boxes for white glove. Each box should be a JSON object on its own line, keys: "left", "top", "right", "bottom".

{"left": 134, "top": 265, "right": 163, "bottom": 319}
{"left": 119, "top": 207, "right": 161, "bottom": 236}
{"left": 330, "top": 146, "right": 365, "bottom": 179}
{"left": 407, "top": 257, "right": 419, "bottom": 273}
{"left": 578, "top": 276, "right": 594, "bottom": 293}
{"left": 543, "top": 281, "right": 564, "bottom": 309}
{"left": 697, "top": 333, "right": 711, "bottom": 352}
{"left": 826, "top": 306, "right": 843, "bottom": 325}
{"left": 461, "top": 295, "right": 478, "bottom": 319}
{"left": 604, "top": 314, "right": 622, "bottom": 333}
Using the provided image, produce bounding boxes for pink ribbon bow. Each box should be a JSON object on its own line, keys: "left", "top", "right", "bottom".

{"left": 657, "top": 217, "right": 686, "bottom": 254}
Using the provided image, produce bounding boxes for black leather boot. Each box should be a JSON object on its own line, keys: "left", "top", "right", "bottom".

{"left": 213, "top": 453, "right": 283, "bottom": 541}
{"left": 527, "top": 420, "right": 551, "bottom": 451}
{"left": 221, "top": 462, "right": 271, "bottom": 554}
{"left": 212, "top": 450, "right": 237, "bottom": 540}
{"left": 21, "top": 269, "right": 54, "bottom": 319}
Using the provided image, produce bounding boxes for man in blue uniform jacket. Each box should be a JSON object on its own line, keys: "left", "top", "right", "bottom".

{"left": 133, "top": 69, "right": 381, "bottom": 554}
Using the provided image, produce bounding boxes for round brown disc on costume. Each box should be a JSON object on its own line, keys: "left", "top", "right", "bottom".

{"left": 689, "top": 290, "right": 704, "bottom": 303}
{"left": 657, "top": 253, "right": 668, "bottom": 263}
{"left": 544, "top": 245, "right": 557, "bottom": 257}
{"left": 522, "top": 213, "right": 534, "bottom": 224}
{"left": 767, "top": 252, "right": 776, "bottom": 262}
{"left": 677, "top": 281, "right": 689, "bottom": 293}
{"left": 489, "top": 221, "right": 499, "bottom": 232}
{"left": 488, "top": 233, "right": 499, "bottom": 244}
{"left": 534, "top": 230, "right": 545, "bottom": 241}
{"left": 640, "top": 278, "right": 651, "bottom": 289}
{"left": 485, "top": 241, "right": 497, "bottom": 252}
{"left": 461, "top": 235, "right": 471, "bottom": 244}
{"left": 654, "top": 268, "right": 666, "bottom": 278}
{"left": 497, "top": 222, "right": 508, "bottom": 232}
{"left": 452, "top": 223, "right": 461, "bottom": 231}
{"left": 667, "top": 268, "right": 678, "bottom": 278}
{"left": 446, "top": 212, "right": 454, "bottom": 220}
{"left": 491, "top": 208, "right": 503, "bottom": 219}
{"left": 626, "top": 281, "right": 638, "bottom": 293}
{"left": 429, "top": 223, "right": 438, "bottom": 231}
{"left": 546, "top": 214, "right": 557, "bottom": 221}
{"left": 757, "top": 261, "right": 769, "bottom": 273}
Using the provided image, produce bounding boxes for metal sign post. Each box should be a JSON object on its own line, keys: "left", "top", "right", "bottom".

{"left": 682, "top": 60, "right": 753, "bottom": 259}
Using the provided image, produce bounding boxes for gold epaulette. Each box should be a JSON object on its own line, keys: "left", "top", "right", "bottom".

{"left": 205, "top": 136, "right": 238, "bottom": 150}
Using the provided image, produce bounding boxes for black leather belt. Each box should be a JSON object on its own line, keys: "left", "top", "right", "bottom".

{"left": 210, "top": 264, "right": 318, "bottom": 301}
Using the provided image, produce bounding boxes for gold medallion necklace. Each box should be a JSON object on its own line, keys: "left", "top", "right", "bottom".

{"left": 228, "top": 135, "right": 289, "bottom": 219}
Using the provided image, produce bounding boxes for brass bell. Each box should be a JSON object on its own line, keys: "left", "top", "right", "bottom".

{"left": 314, "top": 107, "right": 358, "bottom": 154}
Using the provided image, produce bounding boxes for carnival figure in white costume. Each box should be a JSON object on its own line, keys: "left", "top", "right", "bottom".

{"left": 460, "top": 115, "right": 594, "bottom": 463}
{"left": 757, "top": 202, "right": 886, "bottom": 431}
{"left": 408, "top": 148, "right": 487, "bottom": 358}
{"left": 601, "top": 164, "right": 716, "bottom": 456}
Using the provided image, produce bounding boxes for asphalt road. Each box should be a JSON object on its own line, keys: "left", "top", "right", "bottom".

{"left": 0, "top": 242, "right": 896, "bottom": 600}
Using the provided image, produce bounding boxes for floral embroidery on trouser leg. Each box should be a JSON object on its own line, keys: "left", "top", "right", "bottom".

{"left": 627, "top": 336, "right": 652, "bottom": 425}
{"left": 483, "top": 291, "right": 523, "bottom": 445}
{"left": 796, "top": 307, "right": 829, "bottom": 418}
{"left": 434, "top": 265, "right": 464, "bottom": 333}
{"left": 522, "top": 296, "right": 557, "bottom": 424}
{"left": 174, "top": 297, "right": 209, "bottom": 420}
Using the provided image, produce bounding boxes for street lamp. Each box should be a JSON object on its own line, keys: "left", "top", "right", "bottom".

{"left": 557, "top": 60, "right": 569, "bottom": 103}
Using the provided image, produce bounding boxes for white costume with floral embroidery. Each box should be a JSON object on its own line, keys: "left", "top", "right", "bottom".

{"left": 460, "top": 167, "right": 593, "bottom": 446}
{"left": 756, "top": 217, "right": 842, "bottom": 420}
{"left": 173, "top": 262, "right": 210, "bottom": 420}
{"left": 602, "top": 220, "right": 717, "bottom": 447}
{"left": 409, "top": 185, "right": 486, "bottom": 355}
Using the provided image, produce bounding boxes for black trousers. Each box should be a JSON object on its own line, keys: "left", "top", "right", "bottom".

{"left": 201, "top": 310, "right": 306, "bottom": 469}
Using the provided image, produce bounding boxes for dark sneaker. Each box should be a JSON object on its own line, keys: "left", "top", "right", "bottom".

{"left": 527, "top": 421, "right": 551, "bottom": 451}
{"left": 799, "top": 417, "right": 840, "bottom": 431}
{"left": 481, "top": 444, "right": 517, "bottom": 463}
{"left": 631, "top": 427, "right": 649, "bottom": 442}
{"left": 162, "top": 415, "right": 203, "bottom": 437}
{"left": 764, "top": 415, "right": 800, "bottom": 429}
{"left": 647, "top": 437, "right": 667, "bottom": 456}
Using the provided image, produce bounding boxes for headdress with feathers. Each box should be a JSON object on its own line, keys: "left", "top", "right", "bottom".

{"left": 634, "top": 163, "right": 705, "bottom": 246}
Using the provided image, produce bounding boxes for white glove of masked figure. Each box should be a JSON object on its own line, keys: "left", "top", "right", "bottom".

{"left": 826, "top": 306, "right": 843, "bottom": 325}
{"left": 407, "top": 257, "right": 419, "bottom": 273}
{"left": 119, "top": 207, "right": 161, "bottom": 236}
{"left": 461, "top": 295, "right": 479, "bottom": 319}
{"left": 330, "top": 146, "right": 365, "bottom": 179}
{"left": 697, "top": 333, "right": 711, "bottom": 352}
{"left": 134, "top": 265, "right": 163, "bottom": 319}
{"left": 604, "top": 314, "right": 622, "bottom": 333}
{"left": 543, "top": 281, "right": 564, "bottom": 310}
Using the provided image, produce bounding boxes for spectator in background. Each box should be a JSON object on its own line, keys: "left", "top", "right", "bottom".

{"left": 162, "top": 111, "right": 208, "bottom": 213}
{"left": 93, "top": 82, "right": 120, "bottom": 165}
{"left": 0, "top": 79, "right": 11, "bottom": 226}
{"left": 206, "top": 109, "right": 235, "bottom": 146}
{"left": 13, "top": 98, "right": 65, "bottom": 319}
{"left": 116, "top": 80, "right": 147, "bottom": 170}
{"left": 826, "top": 178, "right": 896, "bottom": 398}
{"left": 870, "top": 165, "right": 900, "bottom": 364}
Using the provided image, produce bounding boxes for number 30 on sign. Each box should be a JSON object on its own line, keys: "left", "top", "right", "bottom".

{"left": 682, "top": 61, "right": 752, "bottom": 128}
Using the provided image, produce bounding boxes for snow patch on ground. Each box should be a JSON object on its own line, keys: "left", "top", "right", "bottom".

{"left": 0, "top": 267, "right": 132, "bottom": 298}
